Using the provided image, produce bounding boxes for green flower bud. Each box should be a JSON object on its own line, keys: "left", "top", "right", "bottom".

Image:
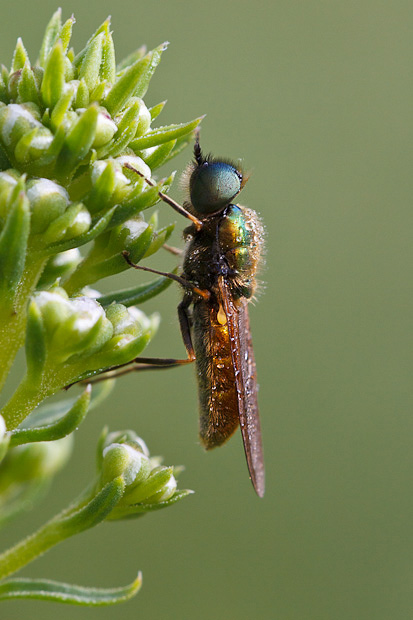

{"left": 26, "top": 178, "right": 69, "bottom": 234}
{"left": 127, "top": 466, "right": 177, "bottom": 505}
{"left": 14, "top": 125, "right": 54, "bottom": 165}
{"left": 0, "top": 170, "right": 19, "bottom": 221}
{"left": 93, "top": 108, "right": 117, "bottom": 147}
{"left": 133, "top": 97, "right": 151, "bottom": 137}
{"left": 79, "top": 305, "right": 159, "bottom": 375}
{"left": 43, "top": 202, "right": 91, "bottom": 245}
{"left": 0, "top": 175, "right": 30, "bottom": 301}
{"left": 31, "top": 288, "right": 113, "bottom": 364}
{"left": 101, "top": 429, "right": 150, "bottom": 458}
{"left": 0, "top": 435, "right": 73, "bottom": 483}
{"left": 96, "top": 432, "right": 190, "bottom": 520}
{"left": 63, "top": 214, "right": 153, "bottom": 293}
{"left": 0, "top": 102, "right": 42, "bottom": 154}
{"left": 7, "top": 69, "right": 22, "bottom": 101}
{"left": 37, "top": 248, "right": 82, "bottom": 289}
{"left": 116, "top": 154, "right": 151, "bottom": 183}
{"left": 91, "top": 158, "right": 130, "bottom": 196}
{"left": 101, "top": 443, "right": 151, "bottom": 488}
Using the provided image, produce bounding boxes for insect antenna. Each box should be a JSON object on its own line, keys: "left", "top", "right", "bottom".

{"left": 123, "top": 163, "right": 203, "bottom": 230}
{"left": 194, "top": 128, "right": 204, "bottom": 166}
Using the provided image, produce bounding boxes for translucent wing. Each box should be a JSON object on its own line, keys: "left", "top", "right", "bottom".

{"left": 218, "top": 277, "right": 265, "bottom": 497}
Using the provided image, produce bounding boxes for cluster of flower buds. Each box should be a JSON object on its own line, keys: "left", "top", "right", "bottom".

{"left": 0, "top": 11, "right": 196, "bottom": 605}
{"left": 0, "top": 8, "right": 202, "bottom": 427}
{"left": 0, "top": 423, "right": 191, "bottom": 604}
{"left": 98, "top": 429, "right": 190, "bottom": 519}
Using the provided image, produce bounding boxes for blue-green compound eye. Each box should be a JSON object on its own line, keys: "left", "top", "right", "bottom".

{"left": 190, "top": 161, "right": 242, "bottom": 214}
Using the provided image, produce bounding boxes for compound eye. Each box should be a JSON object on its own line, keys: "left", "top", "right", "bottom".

{"left": 190, "top": 161, "right": 242, "bottom": 214}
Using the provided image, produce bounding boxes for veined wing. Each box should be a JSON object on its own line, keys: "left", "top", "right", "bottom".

{"left": 218, "top": 277, "right": 265, "bottom": 497}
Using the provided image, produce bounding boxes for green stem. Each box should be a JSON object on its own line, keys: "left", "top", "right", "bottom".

{"left": 0, "top": 374, "right": 45, "bottom": 430}
{"left": 0, "top": 516, "right": 65, "bottom": 580}
{"left": 0, "top": 256, "right": 47, "bottom": 392}
{"left": 0, "top": 479, "right": 124, "bottom": 580}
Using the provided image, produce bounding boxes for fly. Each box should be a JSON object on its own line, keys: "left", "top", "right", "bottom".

{"left": 100, "top": 133, "right": 265, "bottom": 497}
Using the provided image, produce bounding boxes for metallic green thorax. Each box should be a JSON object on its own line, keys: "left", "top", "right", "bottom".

{"left": 218, "top": 205, "right": 263, "bottom": 299}
{"left": 182, "top": 203, "right": 263, "bottom": 302}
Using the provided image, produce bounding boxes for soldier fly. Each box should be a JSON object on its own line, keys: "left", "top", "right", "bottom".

{"left": 103, "top": 135, "right": 265, "bottom": 497}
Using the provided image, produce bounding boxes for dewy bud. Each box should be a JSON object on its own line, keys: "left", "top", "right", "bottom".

{"left": 93, "top": 108, "right": 118, "bottom": 147}
{"left": 0, "top": 435, "right": 73, "bottom": 483}
{"left": 102, "top": 430, "right": 150, "bottom": 458}
{"left": 97, "top": 432, "right": 188, "bottom": 520}
{"left": 133, "top": 98, "right": 151, "bottom": 137}
{"left": 126, "top": 466, "right": 177, "bottom": 505}
{"left": 116, "top": 154, "right": 151, "bottom": 181}
{"left": 31, "top": 288, "right": 113, "bottom": 363}
{"left": 91, "top": 159, "right": 130, "bottom": 198}
{"left": 26, "top": 178, "right": 69, "bottom": 234}
{"left": 0, "top": 102, "right": 42, "bottom": 152}
{"left": 101, "top": 443, "right": 151, "bottom": 488}
{"left": 43, "top": 202, "right": 91, "bottom": 244}
{"left": 37, "top": 248, "right": 82, "bottom": 288}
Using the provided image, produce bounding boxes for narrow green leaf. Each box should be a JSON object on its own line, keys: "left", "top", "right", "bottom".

{"left": 97, "top": 100, "right": 140, "bottom": 159}
{"left": 56, "top": 105, "right": 98, "bottom": 178}
{"left": 149, "top": 100, "right": 167, "bottom": 121}
{"left": 10, "top": 385, "right": 91, "bottom": 446}
{"left": 140, "top": 139, "right": 176, "bottom": 169}
{"left": 162, "top": 131, "right": 198, "bottom": 165}
{"left": 104, "top": 44, "right": 167, "bottom": 117}
{"left": 130, "top": 116, "right": 204, "bottom": 151}
{"left": 25, "top": 300, "right": 47, "bottom": 380}
{"left": 98, "top": 272, "right": 175, "bottom": 308}
{"left": 41, "top": 40, "right": 65, "bottom": 109}
{"left": 73, "top": 18, "right": 110, "bottom": 69}
{"left": 19, "top": 381, "right": 113, "bottom": 430}
{"left": 31, "top": 124, "right": 66, "bottom": 169}
{"left": 116, "top": 46, "right": 146, "bottom": 72}
{"left": 60, "top": 16, "right": 75, "bottom": 53}
{"left": 107, "top": 186, "right": 160, "bottom": 229}
{"left": 38, "top": 9, "right": 62, "bottom": 68}
{"left": 87, "top": 160, "right": 117, "bottom": 214}
{"left": 0, "top": 184, "right": 30, "bottom": 301}
{"left": 59, "top": 477, "right": 125, "bottom": 533}
{"left": 50, "top": 84, "right": 75, "bottom": 130}
{"left": 78, "top": 33, "right": 104, "bottom": 92}
{"left": 73, "top": 78, "right": 89, "bottom": 109}
{"left": 103, "top": 54, "right": 151, "bottom": 117}
{"left": 0, "top": 574, "right": 142, "bottom": 605}
{"left": 143, "top": 223, "right": 174, "bottom": 258}
{"left": 12, "top": 38, "right": 30, "bottom": 72}
{"left": 81, "top": 224, "right": 153, "bottom": 286}
{"left": 136, "top": 489, "right": 194, "bottom": 512}
{"left": 17, "top": 63, "right": 40, "bottom": 106}
{"left": 43, "top": 206, "right": 116, "bottom": 255}
{"left": 133, "top": 42, "right": 167, "bottom": 99}
{"left": 89, "top": 81, "right": 106, "bottom": 102}
{"left": 101, "top": 31, "right": 116, "bottom": 83}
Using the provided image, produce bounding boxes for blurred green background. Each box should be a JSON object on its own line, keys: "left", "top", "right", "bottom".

{"left": 0, "top": 1, "right": 412, "bottom": 618}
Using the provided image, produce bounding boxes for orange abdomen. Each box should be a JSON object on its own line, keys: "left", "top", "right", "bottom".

{"left": 192, "top": 300, "right": 240, "bottom": 449}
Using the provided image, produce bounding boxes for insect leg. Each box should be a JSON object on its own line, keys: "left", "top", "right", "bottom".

{"left": 123, "top": 251, "right": 210, "bottom": 301}
{"left": 163, "top": 243, "right": 183, "bottom": 257}
{"left": 74, "top": 296, "right": 197, "bottom": 385}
